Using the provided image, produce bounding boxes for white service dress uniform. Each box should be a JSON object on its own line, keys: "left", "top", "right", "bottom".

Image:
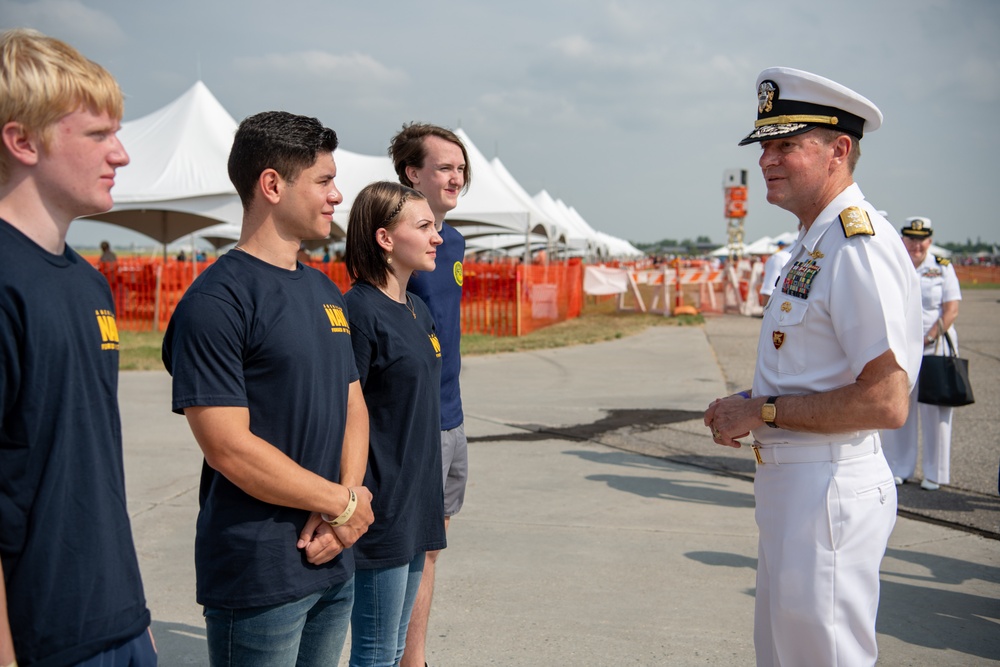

{"left": 882, "top": 253, "right": 962, "bottom": 485}
{"left": 750, "top": 184, "right": 922, "bottom": 667}
{"left": 759, "top": 247, "right": 792, "bottom": 298}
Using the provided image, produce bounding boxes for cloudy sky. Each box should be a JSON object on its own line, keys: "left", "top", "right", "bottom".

{"left": 3, "top": 0, "right": 998, "bottom": 247}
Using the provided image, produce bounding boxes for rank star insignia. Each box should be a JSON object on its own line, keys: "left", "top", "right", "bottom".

{"left": 839, "top": 207, "right": 875, "bottom": 237}
{"left": 772, "top": 331, "right": 785, "bottom": 349}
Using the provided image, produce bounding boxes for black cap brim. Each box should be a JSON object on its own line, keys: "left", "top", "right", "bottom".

{"left": 738, "top": 122, "right": 815, "bottom": 146}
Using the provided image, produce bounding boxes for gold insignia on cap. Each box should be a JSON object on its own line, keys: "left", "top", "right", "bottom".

{"left": 758, "top": 81, "right": 776, "bottom": 114}
{"left": 839, "top": 207, "right": 875, "bottom": 238}
{"left": 780, "top": 301, "right": 792, "bottom": 312}
{"left": 808, "top": 249, "right": 825, "bottom": 259}
{"left": 772, "top": 331, "right": 785, "bottom": 349}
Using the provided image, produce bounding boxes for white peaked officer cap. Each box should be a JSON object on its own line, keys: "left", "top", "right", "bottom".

{"left": 739, "top": 67, "right": 883, "bottom": 146}
{"left": 901, "top": 216, "right": 933, "bottom": 238}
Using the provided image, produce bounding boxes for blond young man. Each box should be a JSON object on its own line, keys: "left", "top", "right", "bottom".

{"left": 0, "top": 28, "right": 155, "bottom": 666}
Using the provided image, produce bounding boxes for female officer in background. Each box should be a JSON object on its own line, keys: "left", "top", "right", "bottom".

{"left": 883, "top": 216, "right": 962, "bottom": 490}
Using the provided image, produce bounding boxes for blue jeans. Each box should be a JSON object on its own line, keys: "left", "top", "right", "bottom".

{"left": 204, "top": 578, "right": 354, "bottom": 667}
{"left": 350, "top": 553, "right": 425, "bottom": 667}
{"left": 75, "top": 628, "right": 157, "bottom": 666}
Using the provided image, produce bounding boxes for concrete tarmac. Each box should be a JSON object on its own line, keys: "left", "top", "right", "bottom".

{"left": 121, "top": 295, "right": 1000, "bottom": 666}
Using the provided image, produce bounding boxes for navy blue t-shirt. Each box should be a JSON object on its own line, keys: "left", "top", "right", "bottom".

{"left": 163, "top": 250, "right": 359, "bottom": 608}
{"left": 0, "top": 219, "right": 149, "bottom": 666}
{"left": 345, "top": 282, "right": 446, "bottom": 568}
{"left": 408, "top": 222, "right": 465, "bottom": 430}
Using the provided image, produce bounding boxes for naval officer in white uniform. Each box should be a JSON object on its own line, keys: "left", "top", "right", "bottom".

{"left": 882, "top": 216, "right": 962, "bottom": 490}
{"left": 703, "top": 67, "right": 922, "bottom": 666}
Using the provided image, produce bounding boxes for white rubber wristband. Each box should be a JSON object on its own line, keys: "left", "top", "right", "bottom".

{"left": 322, "top": 488, "right": 357, "bottom": 527}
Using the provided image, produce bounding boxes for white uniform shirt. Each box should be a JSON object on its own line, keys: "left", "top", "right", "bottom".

{"left": 751, "top": 183, "right": 922, "bottom": 446}
{"left": 915, "top": 252, "right": 962, "bottom": 350}
{"left": 759, "top": 248, "right": 792, "bottom": 297}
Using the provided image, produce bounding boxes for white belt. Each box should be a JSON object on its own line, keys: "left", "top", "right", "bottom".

{"left": 751, "top": 438, "right": 879, "bottom": 465}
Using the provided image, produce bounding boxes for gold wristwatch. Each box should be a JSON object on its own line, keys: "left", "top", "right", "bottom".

{"left": 761, "top": 396, "right": 779, "bottom": 428}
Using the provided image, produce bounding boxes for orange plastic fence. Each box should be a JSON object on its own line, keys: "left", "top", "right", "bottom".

{"left": 462, "top": 261, "right": 584, "bottom": 336}
{"left": 955, "top": 264, "right": 1000, "bottom": 285}
{"left": 92, "top": 258, "right": 584, "bottom": 336}
{"left": 95, "top": 259, "right": 212, "bottom": 332}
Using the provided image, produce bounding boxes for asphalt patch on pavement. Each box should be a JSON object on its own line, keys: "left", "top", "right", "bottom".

{"left": 467, "top": 408, "right": 705, "bottom": 443}
{"left": 895, "top": 483, "right": 1000, "bottom": 540}
{"left": 470, "top": 407, "right": 1000, "bottom": 541}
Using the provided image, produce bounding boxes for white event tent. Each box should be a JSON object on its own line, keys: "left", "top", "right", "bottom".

{"left": 489, "top": 157, "right": 561, "bottom": 244}
{"left": 330, "top": 149, "right": 397, "bottom": 235}
{"left": 595, "top": 231, "right": 644, "bottom": 258}
{"left": 196, "top": 221, "right": 242, "bottom": 250}
{"left": 448, "top": 130, "right": 550, "bottom": 244}
{"left": 86, "top": 81, "right": 640, "bottom": 262}
{"left": 87, "top": 81, "right": 242, "bottom": 246}
{"left": 564, "top": 203, "right": 613, "bottom": 258}
{"left": 532, "top": 190, "right": 594, "bottom": 258}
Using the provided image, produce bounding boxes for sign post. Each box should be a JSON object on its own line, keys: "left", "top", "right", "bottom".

{"left": 723, "top": 169, "right": 748, "bottom": 260}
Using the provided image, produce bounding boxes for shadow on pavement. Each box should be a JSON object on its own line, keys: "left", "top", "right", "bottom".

{"left": 563, "top": 447, "right": 755, "bottom": 508}
{"left": 686, "top": 549, "right": 1000, "bottom": 661}
{"left": 586, "top": 472, "right": 756, "bottom": 508}
{"left": 877, "top": 578, "right": 1000, "bottom": 660}
{"left": 881, "top": 545, "right": 1000, "bottom": 660}
{"left": 151, "top": 620, "right": 205, "bottom": 665}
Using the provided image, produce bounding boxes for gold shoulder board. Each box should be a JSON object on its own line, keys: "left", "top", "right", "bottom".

{"left": 935, "top": 255, "right": 951, "bottom": 266}
{"left": 839, "top": 207, "right": 875, "bottom": 237}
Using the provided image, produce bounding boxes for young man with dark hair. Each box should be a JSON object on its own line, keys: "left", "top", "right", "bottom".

{"left": 0, "top": 28, "right": 155, "bottom": 667}
{"left": 163, "top": 110, "right": 373, "bottom": 666}
{"left": 389, "top": 123, "right": 471, "bottom": 667}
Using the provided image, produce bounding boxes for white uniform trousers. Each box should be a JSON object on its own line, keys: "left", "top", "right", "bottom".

{"left": 753, "top": 437, "right": 897, "bottom": 667}
{"left": 882, "top": 384, "right": 953, "bottom": 484}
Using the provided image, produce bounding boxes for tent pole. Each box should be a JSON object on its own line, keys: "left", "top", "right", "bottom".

{"left": 523, "top": 213, "right": 531, "bottom": 268}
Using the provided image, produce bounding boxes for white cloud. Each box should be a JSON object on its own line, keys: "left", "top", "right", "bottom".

{"left": 603, "top": 1, "right": 649, "bottom": 36}
{"left": 552, "top": 34, "right": 594, "bottom": 59}
{"left": 233, "top": 50, "right": 405, "bottom": 87}
{"left": 0, "top": 0, "right": 125, "bottom": 49}
{"left": 475, "top": 88, "right": 608, "bottom": 131}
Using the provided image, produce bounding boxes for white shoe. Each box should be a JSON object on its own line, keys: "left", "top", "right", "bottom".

{"left": 893, "top": 476, "right": 904, "bottom": 486}
{"left": 920, "top": 479, "right": 940, "bottom": 491}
